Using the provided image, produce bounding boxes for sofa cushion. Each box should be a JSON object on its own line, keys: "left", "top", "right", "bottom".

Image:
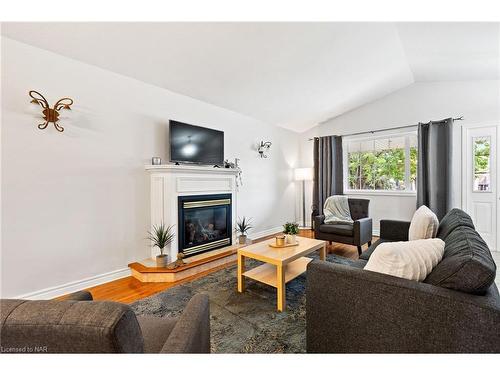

{"left": 328, "top": 254, "right": 367, "bottom": 269}
{"left": 359, "top": 238, "right": 389, "bottom": 260}
{"left": 409, "top": 205, "right": 439, "bottom": 241}
{"left": 137, "top": 315, "right": 178, "bottom": 353}
{"left": 424, "top": 226, "right": 496, "bottom": 295}
{"left": 319, "top": 223, "right": 353, "bottom": 237}
{"left": 351, "top": 259, "right": 368, "bottom": 269}
{"left": 364, "top": 239, "right": 445, "bottom": 281}
{"left": 437, "top": 208, "right": 475, "bottom": 241}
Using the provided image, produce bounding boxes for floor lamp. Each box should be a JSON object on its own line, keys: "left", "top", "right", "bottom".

{"left": 294, "top": 168, "right": 313, "bottom": 228}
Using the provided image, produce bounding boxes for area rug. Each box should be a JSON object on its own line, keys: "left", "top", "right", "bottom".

{"left": 130, "top": 253, "right": 351, "bottom": 353}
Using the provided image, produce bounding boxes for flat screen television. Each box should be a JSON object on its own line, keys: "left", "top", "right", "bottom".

{"left": 169, "top": 120, "right": 224, "bottom": 165}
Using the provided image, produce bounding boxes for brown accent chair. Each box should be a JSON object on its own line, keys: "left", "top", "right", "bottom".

{"left": 314, "top": 198, "right": 372, "bottom": 256}
{"left": 0, "top": 291, "right": 210, "bottom": 353}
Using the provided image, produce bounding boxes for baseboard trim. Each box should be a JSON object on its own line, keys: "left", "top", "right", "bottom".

{"left": 249, "top": 226, "right": 283, "bottom": 241}
{"left": 372, "top": 229, "right": 380, "bottom": 237}
{"left": 14, "top": 268, "right": 131, "bottom": 300}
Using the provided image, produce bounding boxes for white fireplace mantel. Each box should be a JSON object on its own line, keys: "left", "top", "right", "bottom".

{"left": 146, "top": 164, "right": 239, "bottom": 260}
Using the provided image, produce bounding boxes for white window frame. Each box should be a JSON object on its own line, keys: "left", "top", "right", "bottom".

{"left": 343, "top": 128, "right": 418, "bottom": 197}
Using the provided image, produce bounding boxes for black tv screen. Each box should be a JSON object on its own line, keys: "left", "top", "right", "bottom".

{"left": 169, "top": 120, "right": 224, "bottom": 165}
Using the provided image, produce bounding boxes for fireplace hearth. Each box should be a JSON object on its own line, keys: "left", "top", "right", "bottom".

{"left": 178, "top": 194, "right": 232, "bottom": 257}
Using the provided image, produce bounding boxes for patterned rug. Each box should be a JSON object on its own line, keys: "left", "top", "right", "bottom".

{"left": 130, "top": 253, "right": 351, "bottom": 353}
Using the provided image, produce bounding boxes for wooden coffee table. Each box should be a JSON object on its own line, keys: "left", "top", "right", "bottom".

{"left": 237, "top": 236, "right": 326, "bottom": 312}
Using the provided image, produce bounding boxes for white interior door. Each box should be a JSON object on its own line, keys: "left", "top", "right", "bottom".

{"left": 463, "top": 125, "right": 497, "bottom": 251}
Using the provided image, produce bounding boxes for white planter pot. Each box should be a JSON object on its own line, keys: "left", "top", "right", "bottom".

{"left": 156, "top": 254, "right": 168, "bottom": 267}
{"left": 286, "top": 234, "right": 297, "bottom": 244}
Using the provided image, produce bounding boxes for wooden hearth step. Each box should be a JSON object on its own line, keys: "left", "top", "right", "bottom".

{"left": 128, "top": 246, "right": 240, "bottom": 283}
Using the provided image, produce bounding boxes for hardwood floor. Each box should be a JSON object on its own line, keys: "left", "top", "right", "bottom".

{"left": 79, "top": 229, "right": 376, "bottom": 304}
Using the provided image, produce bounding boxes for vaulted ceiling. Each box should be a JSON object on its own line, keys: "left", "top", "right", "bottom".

{"left": 2, "top": 22, "right": 499, "bottom": 132}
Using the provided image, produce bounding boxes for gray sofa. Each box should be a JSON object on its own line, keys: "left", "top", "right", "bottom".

{"left": 306, "top": 208, "right": 499, "bottom": 353}
{"left": 314, "top": 198, "right": 372, "bottom": 255}
{"left": 0, "top": 291, "right": 210, "bottom": 353}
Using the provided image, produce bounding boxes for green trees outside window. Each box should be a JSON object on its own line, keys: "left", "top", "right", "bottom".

{"left": 473, "top": 137, "right": 491, "bottom": 191}
{"left": 347, "top": 134, "right": 418, "bottom": 191}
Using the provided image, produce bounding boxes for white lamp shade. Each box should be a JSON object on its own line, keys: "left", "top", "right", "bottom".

{"left": 294, "top": 167, "right": 313, "bottom": 181}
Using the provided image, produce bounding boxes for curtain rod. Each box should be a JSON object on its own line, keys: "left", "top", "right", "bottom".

{"left": 307, "top": 116, "right": 464, "bottom": 141}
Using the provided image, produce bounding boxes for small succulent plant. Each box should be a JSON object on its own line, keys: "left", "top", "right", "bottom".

{"left": 236, "top": 216, "right": 253, "bottom": 235}
{"left": 147, "top": 223, "right": 175, "bottom": 255}
{"left": 283, "top": 222, "right": 299, "bottom": 235}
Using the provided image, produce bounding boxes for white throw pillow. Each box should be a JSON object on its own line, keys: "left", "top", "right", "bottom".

{"left": 364, "top": 239, "right": 445, "bottom": 281}
{"left": 408, "top": 205, "right": 439, "bottom": 240}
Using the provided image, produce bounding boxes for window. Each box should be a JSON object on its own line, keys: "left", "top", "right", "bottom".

{"left": 345, "top": 132, "right": 418, "bottom": 193}
{"left": 473, "top": 136, "right": 491, "bottom": 192}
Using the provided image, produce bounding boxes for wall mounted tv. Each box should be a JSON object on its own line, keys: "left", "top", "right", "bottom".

{"left": 169, "top": 120, "right": 224, "bottom": 165}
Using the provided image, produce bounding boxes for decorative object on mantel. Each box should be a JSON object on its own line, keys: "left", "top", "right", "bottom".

{"left": 235, "top": 158, "right": 243, "bottom": 188}
{"left": 257, "top": 141, "right": 272, "bottom": 158}
{"left": 28, "top": 90, "right": 73, "bottom": 132}
{"left": 223, "top": 158, "right": 243, "bottom": 188}
{"left": 223, "top": 159, "right": 235, "bottom": 168}
{"left": 236, "top": 216, "right": 253, "bottom": 244}
{"left": 283, "top": 222, "right": 299, "bottom": 244}
{"left": 151, "top": 157, "right": 162, "bottom": 165}
{"left": 147, "top": 222, "right": 175, "bottom": 267}
{"left": 166, "top": 252, "right": 186, "bottom": 270}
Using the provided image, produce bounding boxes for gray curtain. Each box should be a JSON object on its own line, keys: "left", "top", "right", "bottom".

{"left": 417, "top": 118, "right": 453, "bottom": 220}
{"left": 312, "top": 136, "right": 343, "bottom": 224}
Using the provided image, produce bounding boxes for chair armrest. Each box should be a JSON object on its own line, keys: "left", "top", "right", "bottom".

{"left": 161, "top": 294, "right": 210, "bottom": 353}
{"left": 314, "top": 215, "right": 325, "bottom": 227}
{"left": 379, "top": 219, "right": 410, "bottom": 241}
{"left": 353, "top": 217, "right": 372, "bottom": 245}
{"left": 314, "top": 215, "right": 325, "bottom": 234}
{"left": 59, "top": 290, "right": 93, "bottom": 301}
{"left": 0, "top": 299, "right": 142, "bottom": 353}
{"left": 306, "top": 260, "right": 500, "bottom": 353}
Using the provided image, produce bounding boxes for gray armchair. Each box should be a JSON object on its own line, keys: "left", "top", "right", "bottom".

{"left": 314, "top": 198, "right": 372, "bottom": 256}
{"left": 0, "top": 291, "right": 210, "bottom": 353}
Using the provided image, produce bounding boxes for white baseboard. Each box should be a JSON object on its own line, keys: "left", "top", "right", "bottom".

{"left": 14, "top": 268, "right": 131, "bottom": 300}
{"left": 249, "top": 226, "right": 283, "bottom": 240}
{"left": 372, "top": 228, "right": 380, "bottom": 237}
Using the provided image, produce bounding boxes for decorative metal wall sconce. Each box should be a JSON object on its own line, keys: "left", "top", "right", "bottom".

{"left": 29, "top": 90, "right": 74, "bottom": 132}
{"left": 257, "top": 141, "right": 272, "bottom": 158}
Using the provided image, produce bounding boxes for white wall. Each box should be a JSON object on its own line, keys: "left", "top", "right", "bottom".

{"left": 1, "top": 37, "right": 300, "bottom": 298}
{"left": 299, "top": 80, "right": 500, "bottom": 232}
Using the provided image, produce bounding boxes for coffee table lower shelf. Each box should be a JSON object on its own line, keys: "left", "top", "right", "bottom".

{"left": 242, "top": 257, "right": 312, "bottom": 288}
{"left": 237, "top": 236, "right": 326, "bottom": 312}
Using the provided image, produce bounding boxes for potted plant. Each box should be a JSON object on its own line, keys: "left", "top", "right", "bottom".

{"left": 236, "top": 216, "right": 253, "bottom": 244}
{"left": 147, "top": 223, "right": 175, "bottom": 267}
{"left": 283, "top": 222, "right": 299, "bottom": 244}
